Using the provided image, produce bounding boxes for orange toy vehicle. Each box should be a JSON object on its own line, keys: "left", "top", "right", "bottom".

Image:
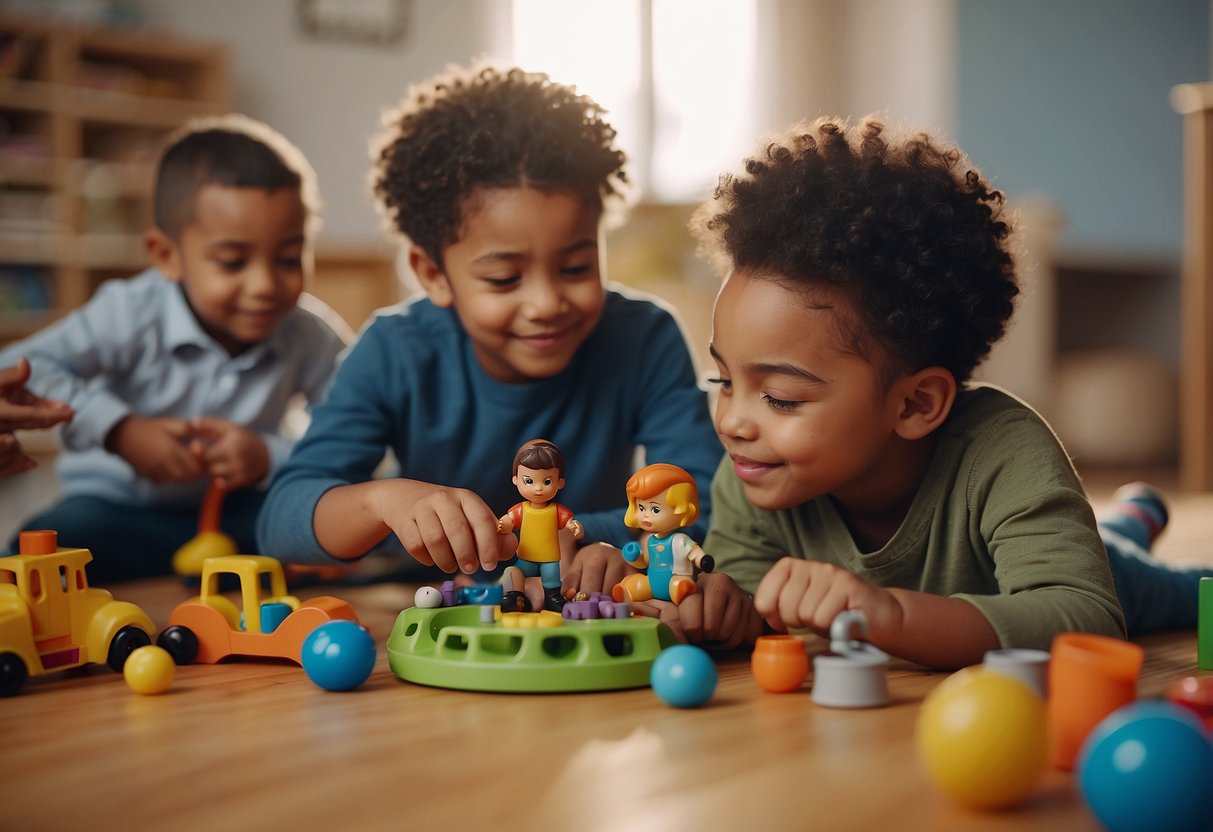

{"left": 0, "top": 530, "right": 156, "bottom": 696}
{"left": 156, "top": 554, "right": 359, "bottom": 665}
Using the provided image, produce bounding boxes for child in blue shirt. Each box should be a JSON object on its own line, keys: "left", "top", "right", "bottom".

{"left": 0, "top": 115, "right": 348, "bottom": 581}
{"left": 257, "top": 63, "right": 721, "bottom": 593}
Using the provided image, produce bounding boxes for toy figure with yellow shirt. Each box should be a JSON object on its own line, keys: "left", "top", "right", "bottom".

{"left": 497, "top": 439, "right": 583, "bottom": 612}
{"left": 612, "top": 463, "right": 714, "bottom": 606}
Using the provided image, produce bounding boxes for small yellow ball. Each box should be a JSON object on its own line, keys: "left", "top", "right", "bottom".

{"left": 123, "top": 645, "right": 176, "bottom": 695}
{"left": 915, "top": 666, "right": 1048, "bottom": 810}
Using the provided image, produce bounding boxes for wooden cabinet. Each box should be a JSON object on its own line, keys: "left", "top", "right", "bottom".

{"left": 0, "top": 13, "right": 227, "bottom": 342}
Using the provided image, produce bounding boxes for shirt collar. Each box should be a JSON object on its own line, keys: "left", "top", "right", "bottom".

{"left": 160, "top": 277, "right": 283, "bottom": 366}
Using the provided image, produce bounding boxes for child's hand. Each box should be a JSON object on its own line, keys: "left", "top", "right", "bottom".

{"left": 373, "top": 480, "right": 518, "bottom": 574}
{"left": 753, "top": 558, "right": 905, "bottom": 640}
{"left": 190, "top": 416, "right": 270, "bottom": 490}
{"left": 0, "top": 432, "right": 36, "bottom": 477}
{"left": 105, "top": 414, "right": 206, "bottom": 483}
{"left": 0, "top": 358, "right": 73, "bottom": 431}
{"left": 561, "top": 542, "right": 640, "bottom": 599}
{"left": 630, "top": 572, "right": 762, "bottom": 648}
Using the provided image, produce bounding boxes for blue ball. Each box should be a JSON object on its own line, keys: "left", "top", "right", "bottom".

{"left": 1077, "top": 701, "right": 1213, "bottom": 832}
{"left": 301, "top": 620, "right": 376, "bottom": 691}
{"left": 650, "top": 645, "right": 717, "bottom": 708}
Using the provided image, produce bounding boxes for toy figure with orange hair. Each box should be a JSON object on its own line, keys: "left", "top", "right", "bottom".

{"left": 612, "top": 463, "right": 714, "bottom": 605}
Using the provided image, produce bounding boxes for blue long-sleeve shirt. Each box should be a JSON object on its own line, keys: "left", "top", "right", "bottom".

{"left": 0, "top": 269, "right": 348, "bottom": 507}
{"left": 257, "top": 286, "right": 723, "bottom": 564}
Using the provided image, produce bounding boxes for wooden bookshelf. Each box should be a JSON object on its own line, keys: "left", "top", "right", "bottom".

{"left": 0, "top": 13, "right": 228, "bottom": 342}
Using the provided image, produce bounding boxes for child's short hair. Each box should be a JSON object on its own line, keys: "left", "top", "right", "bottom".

{"left": 513, "top": 438, "right": 564, "bottom": 477}
{"left": 154, "top": 113, "right": 321, "bottom": 239}
{"left": 623, "top": 463, "right": 700, "bottom": 529}
{"left": 370, "top": 62, "right": 629, "bottom": 269}
{"left": 691, "top": 116, "right": 1018, "bottom": 386}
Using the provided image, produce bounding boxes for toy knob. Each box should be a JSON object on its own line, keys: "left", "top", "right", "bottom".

{"left": 19, "top": 529, "right": 57, "bottom": 555}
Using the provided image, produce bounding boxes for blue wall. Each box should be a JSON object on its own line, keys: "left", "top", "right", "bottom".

{"left": 957, "top": 0, "right": 1208, "bottom": 260}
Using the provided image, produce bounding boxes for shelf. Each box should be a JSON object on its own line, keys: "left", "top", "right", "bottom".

{"left": 0, "top": 79, "right": 58, "bottom": 112}
{"left": 0, "top": 309, "right": 59, "bottom": 340}
{"left": 68, "top": 87, "right": 220, "bottom": 128}
{"left": 0, "top": 158, "right": 55, "bottom": 187}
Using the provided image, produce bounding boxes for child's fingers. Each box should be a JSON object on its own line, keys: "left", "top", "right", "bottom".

{"left": 414, "top": 509, "right": 462, "bottom": 574}
{"left": 562, "top": 545, "right": 611, "bottom": 596}
{"left": 0, "top": 358, "right": 31, "bottom": 390}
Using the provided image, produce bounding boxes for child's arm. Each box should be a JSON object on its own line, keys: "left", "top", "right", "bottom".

{"left": 313, "top": 478, "right": 516, "bottom": 573}
{"left": 753, "top": 558, "right": 998, "bottom": 669}
{"left": 0, "top": 358, "right": 74, "bottom": 431}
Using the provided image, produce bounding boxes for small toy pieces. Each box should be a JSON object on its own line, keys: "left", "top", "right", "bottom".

{"left": 1166, "top": 675, "right": 1213, "bottom": 730}
{"left": 171, "top": 480, "right": 237, "bottom": 576}
{"left": 751, "top": 634, "right": 809, "bottom": 693}
{"left": 650, "top": 644, "right": 717, "bottom": 708}
{"left": 156, "top": 555, "right": 360, "bottom": 668}
{"left": 562, "top": 592, "right": 629, "bottom": 620}
{"left": 497, "top": 439, "right": 583, "bottom": 612}
{"left": 1199, "top": 576, "right": 1212, "bottom": 670}
{"left": 0, "top": 529, "right": 156, "bottom": 696}
{"left": 414, "top": 586, "right": 443, "bottom": 609}
{"left": 387, "top": 603, "right": 675, "bottom": 692}
{"left": 611, "top": 463, "right": 713, "bottom": 606}
{"left": 1077, "top": 701, "right": 1213, "bottom": 832}
{"left": 1047, "top": 632, "right": 1143, "bottom": 771}
{"left": 123, "top": 645, "right": 175, "bottom": 695}
{"left": 915, "top": 666, "right": 1049, "bottom": 811}
{"left": 811, "top": 610, "right": 889, "bottom": 708}
{"left": 301, "top": 620, "right": 376, "bottom": 692}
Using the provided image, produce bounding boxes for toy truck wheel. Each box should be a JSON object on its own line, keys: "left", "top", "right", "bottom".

{"left": 156, "top": 625, "right": 199, "bottom": 665}
{"left": 106, "top": 625, "right": 152, "bottom": 672}
{"left": 0, "top": 652, "right": 29, "bottom": 697}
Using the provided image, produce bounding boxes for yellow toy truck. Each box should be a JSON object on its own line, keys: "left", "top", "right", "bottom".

{"left": 0, "top": 530, "right": 156, "bottom": 696}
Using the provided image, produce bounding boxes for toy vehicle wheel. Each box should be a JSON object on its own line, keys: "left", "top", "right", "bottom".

{"left": 106, "top": 625, "right": 152, "bottom": 672}
{"left": 156, "top": 625, "right": 199, "bottom": 665}
{"left": 0, "top": 652, "right": 29, "bottom": 697}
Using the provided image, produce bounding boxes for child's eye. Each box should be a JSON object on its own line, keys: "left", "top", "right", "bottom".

{"left": 705, "top": 376, "right": 732, "bottom": 391}
{"left": 523, "top": 476, "right": 534, "bottom": 485}
{"left": 483, "top": 275, "right": 521, "bottom": 289}
{"left": 216, "top": 259, "right": 246, "bottom": 273}
{"left": 561, "top": 264, "right": 593, "bottom": 278}
{"left": 278, "top": 256, "right": 303, "bottom": 270}
{"left": 762, "top": 393, "right": 802, "bottom": 412}
{"left": 650, "top": 505, "right": 661, "bottom": 515}
{"left": 543, "top": 478, "right": 552, "bottom": 487}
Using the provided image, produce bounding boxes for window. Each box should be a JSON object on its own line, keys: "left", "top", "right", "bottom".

{"left": 510, "top": 0, "right": 757, "bottom": 203}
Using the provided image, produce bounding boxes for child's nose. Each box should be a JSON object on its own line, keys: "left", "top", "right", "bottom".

{"left": 716, "top": 397, "right": 756, "bottom": 440}
{"left": 522, "top": 276, "right": 566, "bottom": 319}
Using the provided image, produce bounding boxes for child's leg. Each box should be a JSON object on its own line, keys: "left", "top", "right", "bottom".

{"left": 10, "top": 495, "right": 197, "bottom": 583}
{"left": 1098, "top": 482, "right": 1213, "bottom": 635}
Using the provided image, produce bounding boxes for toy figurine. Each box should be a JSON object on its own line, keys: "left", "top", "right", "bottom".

{"left": 497, "top": 439, "right": 583, "bottom": 612}
{"left": 612, "top": 463, "right": 713, "bottom": 605}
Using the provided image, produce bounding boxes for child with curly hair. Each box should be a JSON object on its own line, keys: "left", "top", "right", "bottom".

{"left": 257, "top": 63, "right": 720, "bottom": 590}
{"left": 642, "top": 115, "right": 1210, "bottom": 667}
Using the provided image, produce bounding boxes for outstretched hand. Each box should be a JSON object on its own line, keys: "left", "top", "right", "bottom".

{"left": 0, "top": 358, "right": 73, "bottom": 432}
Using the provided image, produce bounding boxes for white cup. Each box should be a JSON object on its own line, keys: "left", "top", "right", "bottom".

{"left": 983, "top": 648, "right": 1050, "bottom": 699}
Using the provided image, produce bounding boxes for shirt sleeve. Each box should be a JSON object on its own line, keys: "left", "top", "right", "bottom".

{"left": 0, "top": 280, "right": 136, "bottom": 451}
{"left": 256, "top": 322, "right": 401, "bottom": 564}
{"left": 702, "top": 456, "right": 789, "bottom": 594}
{"left": 953, "top": 414, "right": 1126, "bottom": 648}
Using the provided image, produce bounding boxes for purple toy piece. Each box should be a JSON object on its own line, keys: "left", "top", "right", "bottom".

{"left": 440, "top": 580, "right": 458, "bottom": 607}
{"left": 598, "top": 599, "right": 616, "bottom": 618}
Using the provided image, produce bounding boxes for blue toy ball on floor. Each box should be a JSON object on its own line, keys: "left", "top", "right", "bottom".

{"left": 1077, "top": 700, "right": 1213, "bottom": 832}
{"left": 651, "top": 644, "right": 717, "bottom": 708}
{"left": 301, "top": 620, "right": 376, "bottom": 691}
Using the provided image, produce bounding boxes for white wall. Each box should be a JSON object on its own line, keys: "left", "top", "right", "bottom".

{"left": 140, "top": 0, "right": 502, "bottom": 245}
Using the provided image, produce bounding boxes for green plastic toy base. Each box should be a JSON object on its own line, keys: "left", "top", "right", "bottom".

{"left": 387, "top": 605, "right": 676, "bottom": 692}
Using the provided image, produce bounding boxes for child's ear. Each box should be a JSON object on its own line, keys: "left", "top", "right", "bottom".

{"left": 409, "top": 246, "right": 453, "bottom": 308}
{"left": 893, "top": 366, "right": 957, "bottom": 441}
{"left": 145, "top": 227, "right": 182, "bottom": 281}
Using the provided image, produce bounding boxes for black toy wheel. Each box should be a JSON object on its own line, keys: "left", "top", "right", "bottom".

{"left": 156, "top": 625, "right": 199, "bottom": 665}
{"left": 0, "top": 652, "right": 28, "bottom": 697}
{"left": 106, "top": 625, "right": 152, "bottom": 672}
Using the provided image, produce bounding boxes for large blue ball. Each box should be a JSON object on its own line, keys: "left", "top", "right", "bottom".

{"left": 301, "top": 620, "right": 376, "bottom": 691}
{"left": 650, "top": 645, "right": 717, "bottom": 708}
{"left": 1077, "top": 700, "right": 1213, "bottom": 832}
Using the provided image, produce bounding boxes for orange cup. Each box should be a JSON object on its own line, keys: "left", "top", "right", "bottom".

{"left": 1047, "top": 632, "right": 1143, "bottom": 770}
{"left": 752, "top": 635, "right": 810, "bottom": 693}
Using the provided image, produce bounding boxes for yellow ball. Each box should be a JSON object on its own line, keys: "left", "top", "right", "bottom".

{"left": 123, "top": 645, "right": 176, "bottom": 695}
{"left": 915, "top": 666, "right": 1048, "bottom": 810}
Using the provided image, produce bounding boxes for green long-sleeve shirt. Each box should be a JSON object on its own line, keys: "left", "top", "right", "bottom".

{"left": 704, "top": 385, "right": 1126, "bottom": 650}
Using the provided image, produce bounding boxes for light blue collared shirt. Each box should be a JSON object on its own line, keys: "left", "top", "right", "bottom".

{"left": 0, "top": 268, "right": 348, "bottom": 507}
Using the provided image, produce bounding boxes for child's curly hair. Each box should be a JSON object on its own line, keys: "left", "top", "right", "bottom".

{"left": 371, "top": 63, "right": 629, "bottom": 269}
{"left": 691, "top": 116, "right": 1018, "bottom": 385}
